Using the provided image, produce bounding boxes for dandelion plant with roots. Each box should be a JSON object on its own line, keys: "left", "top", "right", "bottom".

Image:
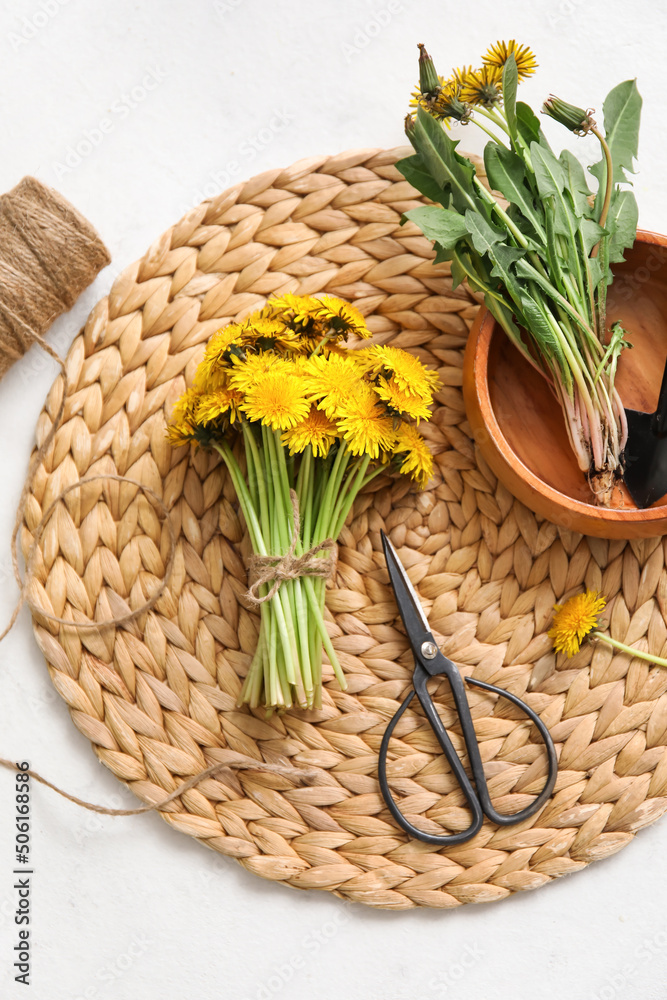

{"left": 402, "top": 40, "right": 642, "bottom": 505}
{"left": 167, "top": 294, "right": 440, "bottom": 711}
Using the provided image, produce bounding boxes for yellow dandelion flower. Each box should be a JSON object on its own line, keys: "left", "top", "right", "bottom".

{"left": 394, "top": 423, "right": 434, "bottom": 489}
{"left": 335, "top": 385, "right": 396, "bottom": 459}
{"left": 281, "top": 407, "right": 340, "bottom": 458}
{"left": 459, "top": 65, "right": 503, "bottom": 108}
{"left": 451, "top": 64, "right": 475, "bottom": 91}
{"left": 355, "top": 345, "right": 441, "bottom": 398}
{"left": 241, "top": 370, "right": 311, "bottom": 430}
{"left": 548, "top": 590, "right": 607, "bottom": 657}
{"left": 313, "top": 296, "right": 371, "bottom": 340}
{"left": 264, "top": 293, "right": 325, "bottom": 328}
{"left": 241, "top": 316, "right": 298, "bottom": 351}
{"left": 320, "top": 341, "right": 349, "bottom": 359}
{"left": 374, "top": 376, "right": 433, "bottom": 423}
{"left": 195, "top": 386, "right": 243, "bottom": 425}
{"left": 166, "top": 387, "right": 202, "bottom": 446}
{"left": 228, "top": 352, "right": 293, "bottom": 394}
{"left": 194, "top": 323, "right": 245, "bottom": 391}
{"left": 303, "top": 353, "right": 367, "bottom": 420}
{"left": 483, "top": 40, "right": 538, "bottom": 82}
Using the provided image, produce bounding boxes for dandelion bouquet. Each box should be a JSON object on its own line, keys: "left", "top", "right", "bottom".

{"left": 401, "top": 40, "right": 641, "bottom": 505}
{"left": 168, "top": 294, "right": 440, "bottom": 710}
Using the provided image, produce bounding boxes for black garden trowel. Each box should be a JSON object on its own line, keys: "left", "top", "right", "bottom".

{"left": 624, "top": 355, "right": 667, "bottom": 508}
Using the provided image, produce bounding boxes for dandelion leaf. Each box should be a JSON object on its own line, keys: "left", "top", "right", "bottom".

{"left": 484, "top": 143, "right": 544, "bottom": 238}
{"left": 606, "top": 189, "right": 638, "bottom": 264}
{"left": 589, "top": 79, "right": 642, "bottom": 192}
{"left": 412, "top": 107, "right": 480, "bottom": 215}
{"left": 397, "top": 153, "right": 451, "bottom": 209}
{"left": 402, "top": 205, "right": 469, "bottom": 247}
{"left": 502, "top": 55, "right": 518, "bottom": 141}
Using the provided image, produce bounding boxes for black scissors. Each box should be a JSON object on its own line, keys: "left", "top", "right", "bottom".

{"left": 378, "top": 531, "right": 558, "bottom": 846}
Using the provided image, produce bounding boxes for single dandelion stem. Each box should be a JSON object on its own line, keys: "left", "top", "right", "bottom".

{"left": 589, "top": 127, "right": 613, "bottom": 258}
{"left": 591, "top": 632, "right": 667, "bottom": 668}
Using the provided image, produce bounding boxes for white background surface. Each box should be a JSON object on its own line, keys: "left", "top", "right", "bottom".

{"left": 0, "top": 1, "right": 666, "bottom": 998}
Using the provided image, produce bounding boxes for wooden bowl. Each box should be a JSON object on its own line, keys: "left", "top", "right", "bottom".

{"left": 462, "top": 231, "right": 667, "bottom": 539}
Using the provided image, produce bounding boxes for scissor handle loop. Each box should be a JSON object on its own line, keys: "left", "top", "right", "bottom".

{"left": 378, "top": 688, "right": 484, "bottom": 847}
{"left": 378, "top": 677, "right": 558, "bottom": 845}
{"left": 464, "top": 676, "right": 558, "bottom": 826}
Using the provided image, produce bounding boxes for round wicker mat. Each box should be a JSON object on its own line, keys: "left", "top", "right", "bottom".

{"left": 20, "top": 147, "right": 667, "bottom": 910}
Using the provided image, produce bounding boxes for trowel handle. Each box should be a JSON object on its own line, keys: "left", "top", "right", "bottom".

{"left": 653, "top": 354, "right": 667, "bottom": 437}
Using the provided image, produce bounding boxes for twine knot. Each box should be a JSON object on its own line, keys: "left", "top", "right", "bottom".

{"left": 246, "top": 489, "right": 336, "bottom": 604}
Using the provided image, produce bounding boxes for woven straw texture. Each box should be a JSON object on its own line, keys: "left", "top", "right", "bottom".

{"left": 21, "top": 148, "right": 667, "bottom": 910}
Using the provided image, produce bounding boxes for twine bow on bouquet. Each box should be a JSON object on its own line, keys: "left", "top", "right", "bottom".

{"left": 167, "top": 294, "right": 441, "bottom": 711}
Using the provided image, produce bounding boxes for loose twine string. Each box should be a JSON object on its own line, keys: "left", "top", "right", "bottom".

{"left": 0, "top": 180, "right": 325, "bottom": 814}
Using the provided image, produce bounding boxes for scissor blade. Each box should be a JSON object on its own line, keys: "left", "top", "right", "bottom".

{"left": 381, "top": 531, "right": 432, "bottom": 639}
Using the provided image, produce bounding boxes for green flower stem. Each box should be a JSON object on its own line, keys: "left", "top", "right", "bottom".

{"left": 535, "top": 295, "right": 604, "bottom": 466}
{"left": 558, "top": 234, "right": 588, "bottom": 317}
{"left": 273, "top": 428, "right": 296, "bottom": 533}
{"left": 470, "top": 117, "right": 509, "bottom": 147}
{"left": 239, "top": 424, "right": 277, "bottom": 707}
{"left": 359, "top": 463, "right": 389, "bottom": 491}
{"left": 303, "top": 449, "right": 315, "bottom": 542}
{"left": 303, "top": 576, "right": 346, "bottom": 690}
{"left": 326, "top": 457, "right": 363, "bottom": 537}
{"left": 263, "top": 425, "right": 288, "bottom": 550}
{"left": 242, "top": 424, "right": 260, "bottom": 513}
{"left": 311, "top": 450, "right": 332, "bottom": 530}
{"left": 519, "top": 258, "right": 597, "bottom": 341}
{"left": 589, "top": 127, "right": 614, "bottom": 253}
{"left": 311, "top": 333, "right": 334, "bottom": 358}
{"left": 272, "top": 430, "right": 314, "bottom": 702}
{"left": 331, "top": 455, "right": 371, "bottom": 539}
{"left": 591, "top": 632, "right": 667, "bottom": 669}
{"left": 474, "top": 104, "right": 511, "bottom": 137}
{"left": 313, "top": 443, "right": 349, "bottom": 543}
{"left": 484, "top": 103, "right": 534, "bottom": 166}
{"left": 270, "top": 440, "right": 305, "bottom": 688}
{"left": 214, "top": 442, "right": 265, "bottom": 553}
{"left": 261, "top": 426, "right": 305, "bottom": 696}
{"left": 268, "top": 608, "right": 279, "bottom": 706}
{"left": 243, "top": 423, "right": 270, "bottom": 540}
{"left": 262, "top": 433, "right": 299, "bottom": 690}
{"left": 295, "top": 442, "right": 311, "bottom": 511}
{"left": 560, "top": 319, "right": 620, "bottom": 464}
{"left": 214, "top": 439, "right": 301, "bottom": 699}
{"left": 578, "top": 227, "right": 598, "bottom": 332}
{"left": 226, "top": 425, "right": 365, "bottom": 707}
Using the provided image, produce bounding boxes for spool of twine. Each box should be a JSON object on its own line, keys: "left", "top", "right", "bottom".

{"left": 0, "top": 175, "right": 110, "bottom": 378}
